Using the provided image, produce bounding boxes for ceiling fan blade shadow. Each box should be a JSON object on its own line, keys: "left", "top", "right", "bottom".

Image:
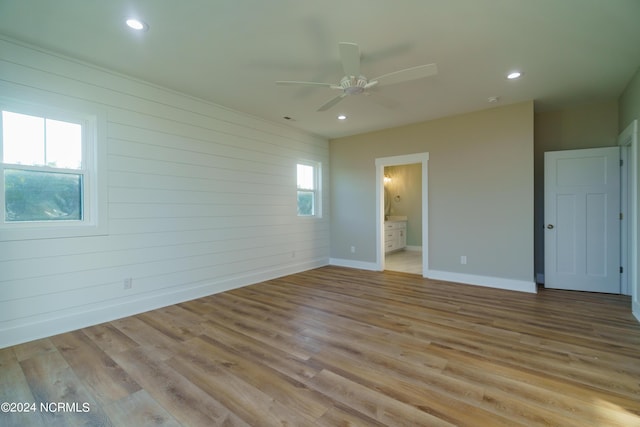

{"left": 317, "top": 94, "right": 347, "bottom": 111}
{"left": 272, "top": 17, "right": 337, "bottom": 99}
{"left": 287, "top": 23, "right": 336, "bottom": 98}
{"left": 360, "top": 41, "right": 414, "bottom": 66}
{"left": 339, "top": 42, "right": 361, "bottom": 77}
{"left": 366, "top": 92, "right": 401, "bottom": 110}
{"left": 373, "top": 63, "right": 438, "bottom": 86}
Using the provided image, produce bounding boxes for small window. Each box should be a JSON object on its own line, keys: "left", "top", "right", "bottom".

{"left": 0, "top": 99, "right": 105, "bottom": 241}
{"left": 2, "top": 111, "right": 84, "bottom": 222}
{"left": 297, "top": 161, "right": 320, "bottom": 217}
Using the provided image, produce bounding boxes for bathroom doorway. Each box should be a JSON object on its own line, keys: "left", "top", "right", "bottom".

{"left": 375, "top": 153, "right": 429, "bottom": 276}
{"left": 384, "top": 163, "right": 422, "bottom": 274}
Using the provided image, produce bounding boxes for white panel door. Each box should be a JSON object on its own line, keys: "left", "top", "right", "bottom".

{"left": 544, "top": 147, "right": 620, "bottom": 293}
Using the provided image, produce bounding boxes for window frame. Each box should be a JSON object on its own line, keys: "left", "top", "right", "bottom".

{"left": 0, "top": 96, "right": 107, "bottom": 241}
{"left": 296, "top": 160, "right": 321, "bottom": 218}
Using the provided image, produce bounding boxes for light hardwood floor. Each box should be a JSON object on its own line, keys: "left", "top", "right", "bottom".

{"left": 1, "top": 266, "right": 639, "bottom": 426}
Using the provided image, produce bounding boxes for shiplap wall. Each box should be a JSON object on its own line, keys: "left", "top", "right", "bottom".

{"left": 0, "top": 38, "right": 330, "bottom": 348}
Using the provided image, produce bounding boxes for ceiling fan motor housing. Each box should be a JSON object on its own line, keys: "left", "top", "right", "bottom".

{"left": 340, "top": 75, "right": 368, "bottom": 95}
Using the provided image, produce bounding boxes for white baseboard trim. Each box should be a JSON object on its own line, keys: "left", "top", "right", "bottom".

{"left": 426, "top": 270, "right": 537, "bottom": 293}
{"left": 329, "top": 258, "right": 379, "bottom": 271}
{"left": 633, "top": 300, "right": 640, "bottom": 323}
{"left": 327, "top": 261, "right": 536, "bottom": 294}
{"left": 0, "top": 258, "right": 328, "bottom": 349}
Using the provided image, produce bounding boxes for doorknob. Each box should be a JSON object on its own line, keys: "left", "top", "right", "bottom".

{"left": 547, "top": 224, "right": 554, "bottom": 229}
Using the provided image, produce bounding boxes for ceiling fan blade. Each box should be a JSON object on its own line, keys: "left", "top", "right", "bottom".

{"left": 372, "top": 63, "right": 438, "bottom": 86}
{"left": 317, "top": 94, "right": 347, "bottom": 112}
{"left": 339, "top": 42, "right": 361, "bottom": 77}
{"left": 276, "top": 80, "right": 335, "bottom": 88}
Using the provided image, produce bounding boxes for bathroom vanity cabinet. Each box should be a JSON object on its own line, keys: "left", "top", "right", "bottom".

{"left": 384, "top": 220, "right": 407, "bottom": 253}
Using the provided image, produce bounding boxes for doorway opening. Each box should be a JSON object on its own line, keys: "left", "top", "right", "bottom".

{"left": 375, "top": 153, "right": 429, "bottom": 276}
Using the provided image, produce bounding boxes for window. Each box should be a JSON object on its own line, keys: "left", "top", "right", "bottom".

{"left": 297, "top": 161, "right": 320, "bottom": 217}
{"left": 0, "top": 98, "right": 106, "bottom": 240}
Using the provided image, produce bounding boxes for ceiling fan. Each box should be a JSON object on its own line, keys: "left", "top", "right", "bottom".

{"left": 276, "top": 42, "right": 437, "bottom": 112}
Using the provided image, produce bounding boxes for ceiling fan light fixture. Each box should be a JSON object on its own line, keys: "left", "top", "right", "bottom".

{"left": 340, "top": 76, "right": 368, "bottom": 95}
{"left": 345, "top": 86, "right": 364, "bottom": 95}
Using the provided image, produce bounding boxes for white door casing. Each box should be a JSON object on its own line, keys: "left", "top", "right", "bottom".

{"left": 544, "top": 147, "right": 620, "bottom": 293}
{"left": 617, "top": 119, "right": 638, "bottom": 320}
{"left": 375, "top": 153, "right": 429, "bottom": 276}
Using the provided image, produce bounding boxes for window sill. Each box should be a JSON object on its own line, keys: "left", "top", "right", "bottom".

{"left": 0, "top": 221, "right": 108, "bottom": 241}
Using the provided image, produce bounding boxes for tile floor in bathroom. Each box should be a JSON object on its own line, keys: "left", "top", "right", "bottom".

{"left": 385, "top": 249, "right": 422, "bottom": 275}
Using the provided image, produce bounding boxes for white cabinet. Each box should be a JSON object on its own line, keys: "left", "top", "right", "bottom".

{"left": 384, "top": 221, "right": 407, "bottom": 253}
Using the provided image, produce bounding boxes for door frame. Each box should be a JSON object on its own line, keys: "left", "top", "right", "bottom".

{"left": 544, "top": 147, "right": 621, "bottom": 292}
{"left": 375, "top": 153, "right": 429, "bottom": 275}
{"left": 618, "top": 120, "right": 638, "bottom": 312}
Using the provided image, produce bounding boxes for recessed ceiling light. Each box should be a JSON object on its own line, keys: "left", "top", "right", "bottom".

{"left": 507, "top": 71, "right": 522, "bottom": 80}
{"left": 337, "top": 114, "right": 347, "bottom": 120}
{"left": 126, "top": 18, "right": 148, "bottom": 31}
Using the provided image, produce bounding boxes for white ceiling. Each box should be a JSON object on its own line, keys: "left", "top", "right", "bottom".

{"left": 1, "top": 0, "right": 639, "bottom": 139}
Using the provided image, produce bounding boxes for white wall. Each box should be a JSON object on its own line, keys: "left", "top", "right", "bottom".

{"left": 330, "top": 102, "right": 535, "bottom": 293}
{"left": 0, "top": 38, "right": 330, "bottom": 348}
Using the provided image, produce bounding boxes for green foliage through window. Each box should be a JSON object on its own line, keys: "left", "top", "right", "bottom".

{"left": 297, "top": 191, "right": 314, "bottom": 216}
{"left": 297, "top": 162, "right": 319, "bottom": 217}
{"left": 4, "top": 169, "right": 82, "bottom": 221}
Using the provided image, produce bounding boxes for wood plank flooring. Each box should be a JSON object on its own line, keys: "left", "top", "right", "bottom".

{"left": 1, "top": 266, "right": 640, "bottom": 426}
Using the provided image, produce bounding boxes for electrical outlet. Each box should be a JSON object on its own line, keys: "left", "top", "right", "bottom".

{"left": 350, "top": 246, "right": 356, "bottom": 253}
{"left": 460, "top": 256, "right": 467, "bottom": 265}
{"left": 123, "top": 277, "right": 132, "bottom": 290}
